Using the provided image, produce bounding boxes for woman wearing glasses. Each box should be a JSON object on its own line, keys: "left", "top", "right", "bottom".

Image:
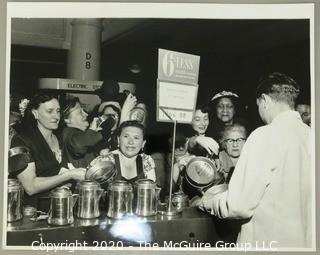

{"left": 218, "top": 122, "right": 248, "bottom": 183}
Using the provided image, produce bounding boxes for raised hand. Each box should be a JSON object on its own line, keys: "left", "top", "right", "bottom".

{"left": 195, "top": 136, "right": 219, "bottom": 155}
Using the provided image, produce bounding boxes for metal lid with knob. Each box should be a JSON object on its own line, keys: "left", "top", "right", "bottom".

{"left": 8, "top": 179, "right": 24, "bottom": 191}
{"left": 76, "top": 180, "right": 101, "bottom": 190}
{"left": 134, "top": 179, "right": 156, "bottom": 189}
{"left": 108, "top": 180, "right": 132, "bottom": 192}
{"left": 49, "top": 187, "right": 72, "bottom": 198}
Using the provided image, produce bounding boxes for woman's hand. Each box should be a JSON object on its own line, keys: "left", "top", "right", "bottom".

{"left": 68, "top": 168, "right": 86, "bottom": 181}
{"left": 195, "top": 136, "right": 219, "bottom": 155}
{"left": 120, "top": 93, "right": 137, "bottom": 123}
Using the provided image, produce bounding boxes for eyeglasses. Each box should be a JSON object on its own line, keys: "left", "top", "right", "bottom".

{"left": 223, "top": 138, "right": 246, "bottom": 145}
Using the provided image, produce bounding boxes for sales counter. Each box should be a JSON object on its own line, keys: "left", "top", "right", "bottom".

{"left": 7, "top": 207, "right": 239, "bottom": 247}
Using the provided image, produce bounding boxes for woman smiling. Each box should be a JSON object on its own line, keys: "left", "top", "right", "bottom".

{"left": 89, "top": 120, "right": 156, "bottom": 184}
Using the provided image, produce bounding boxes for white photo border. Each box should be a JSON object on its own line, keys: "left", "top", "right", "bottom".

{"left": 2, "top": 1, "right": 317, "bottom": 254}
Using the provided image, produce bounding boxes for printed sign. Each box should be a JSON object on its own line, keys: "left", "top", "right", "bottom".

{"left": 157, "top": 80, "right": 198, "bottom": 123}
{"left": 158, "top": 49, "right": 200, "bottom": 85}
{"left": 39, "top": 78, "right": 102, "bottom": 92}
{"left": 157, "top": 49, "right": 200, "bottom": 123}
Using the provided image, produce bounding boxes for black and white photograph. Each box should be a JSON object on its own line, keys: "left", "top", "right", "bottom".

{"left": 2, "top": 1, "right": 316, "bottom": 253}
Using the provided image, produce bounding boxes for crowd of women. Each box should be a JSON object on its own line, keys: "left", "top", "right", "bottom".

{"left": 8, "top": 77, "right": 310, "bottom": 212}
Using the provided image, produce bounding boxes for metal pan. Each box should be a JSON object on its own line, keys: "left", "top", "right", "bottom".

{"left": 185, "top": 156, "right": 217, "bottom": 187}
{"left": 8, "top": 146, "right": 31, "bottom": 173}
{"left": 85, "top": 157, "right": 116, "bottom": 188}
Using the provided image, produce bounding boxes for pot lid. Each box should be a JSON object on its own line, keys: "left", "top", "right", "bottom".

{"left": 108, "top": 180, "right": 132, "bottom": 191}
{"left": 76, "top": 180, "right": 100, "bottom": 189}
{"left": 135, "top": 179, "right": 156, "bottom": 189}
{"left": 8, "top": 178, "right": 23, "bottom": 190}
{"left": 50, "top": 187, "right": 72, "bottom": 198}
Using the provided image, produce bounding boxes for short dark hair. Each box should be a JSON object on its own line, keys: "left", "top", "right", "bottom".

{"left": 61, "top": 97, "right": 80, "bottom": 119}
{"left": 195, "top": 103, "right": 210, "bottom": 114}
{"left": 100, "top": 104, "right": 121, "bottom": 119}
{"left": 117, "top": 120, "right": 145, "bottom": 138}
{"left": 256, "top": 72, "right": 300, "bottom": 108}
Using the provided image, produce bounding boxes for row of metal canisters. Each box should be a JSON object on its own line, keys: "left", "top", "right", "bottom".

{"left": 7, "top": 178, "right": 162, "bottom": 225}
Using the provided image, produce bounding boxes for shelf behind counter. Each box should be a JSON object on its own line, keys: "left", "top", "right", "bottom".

{"left": 7, "top": 207, "right": 239, "bottom": 247}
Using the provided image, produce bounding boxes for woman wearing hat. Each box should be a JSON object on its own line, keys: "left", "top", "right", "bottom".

{"left": 208, "top": 90, "right": 239, "bottom": 140}
{"left": 188, "top": 91, "right": 240, "bottom": 156}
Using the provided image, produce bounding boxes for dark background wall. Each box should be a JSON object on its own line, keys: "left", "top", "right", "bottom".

{"left": 10, "top": 18, "right": 310, "bottom": 151}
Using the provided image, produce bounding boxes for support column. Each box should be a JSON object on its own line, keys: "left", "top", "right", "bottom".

{"left": 67, "top": 19, "right": 103, "bottom": 80}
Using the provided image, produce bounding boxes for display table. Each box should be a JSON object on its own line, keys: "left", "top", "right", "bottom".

{"left": 7, "top": 207, "right": 239, "bottom": 247}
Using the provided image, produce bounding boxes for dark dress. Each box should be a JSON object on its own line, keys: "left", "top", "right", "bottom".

{"left": 10, "top": 127, "right": 64, "bottom": 211}
{"left": 61, "top": 127, "right": 103, "bottom": 168}
{"left": 113, "top": 154, "right": 145, "bottom": 184}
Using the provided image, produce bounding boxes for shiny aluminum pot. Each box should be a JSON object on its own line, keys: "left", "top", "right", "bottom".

{"left": 7, "top": 179, "right": 24, "bottom": 222}
{"left": 171, "top": 192, "right": 189, "bottom": 212}
{"left": 134, "top": 179, "right": 161, "bottom": 217}
{"left": 86, "top": 157, "right": 117, "bottom": 190}
{"left": 47, "top": 187, "right": 78, "bottom": 226}
{"left": 107, "top": 180, "right": 133, "bottom": 219}
{"left": 8, "top": 146, "right": 31, "bottom": 174}
{"left": 182, "top": 156, "right": 224, "bottom": 197}
{"left": 75, "top": 180, "right": 104, "bottom": 219}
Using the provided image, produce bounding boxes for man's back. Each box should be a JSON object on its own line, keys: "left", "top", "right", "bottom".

{"left": 235, "top": 110, "right": 312, "bottom": 248}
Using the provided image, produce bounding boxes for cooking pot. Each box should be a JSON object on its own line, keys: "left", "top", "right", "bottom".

{"left": 182, "top": 156, "right": 224, "bottom": 196}
{"left": 47, "top": 187, "right": 78, "bottom": 226}
{"left": 75, "top": 180, "right": 104, "bottom": 219}
{"left": 133, "top": 179, "right": 161, "bottom": 217}
{"left": 107, "top": 180, "right": 133, "bottom": 219}
{"left": 7, "top": 179, "right": 24, "bottom": 222}
{"left": 8, "top": 146, "right": 31, "bottom": 173}
{"left": 85, "top": 156, "right": 116, "bottom": 190}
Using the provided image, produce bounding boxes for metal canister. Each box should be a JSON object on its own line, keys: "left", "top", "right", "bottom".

{"left": 134, "top": 179, "right": 160, "bottom": 217}
{"left": 75, "top": 180, "right": 104, "bottom": 219}
{"left": 47, "top": 187, "right": 78, "bottom": 226}
{"left": 7, "top": 179, "right": 24, "bottom": 222}
{"left": 107, "top": 180, "right": 133, "bottom": 219}
{"left": 172, "top": 192, "right": 189, "bottom": 212}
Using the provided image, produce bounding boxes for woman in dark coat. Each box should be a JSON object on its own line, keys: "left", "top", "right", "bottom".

{"left": 10, "top": 92, "right": 85, "bottom": 211}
